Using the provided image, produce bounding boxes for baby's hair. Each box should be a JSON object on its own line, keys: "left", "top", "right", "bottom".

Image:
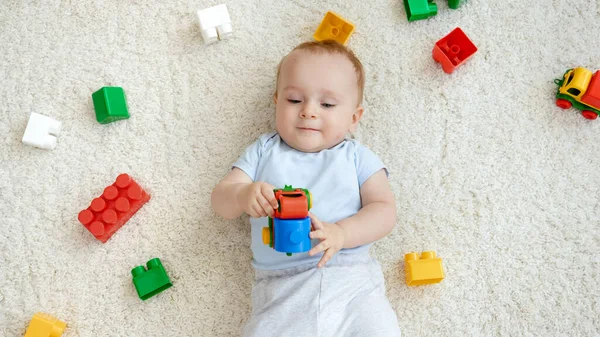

{"left": 276, "top": 40, "right": 365, "bottom": 105}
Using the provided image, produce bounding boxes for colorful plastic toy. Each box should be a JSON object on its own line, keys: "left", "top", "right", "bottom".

{"left": 554, "top": 67, "right": 600, "bottom": 120}
{"left": 24, "top": 312, "right": 66, "bottom": 337}
{"left": 22, "top": 112, "right": 62, "bottom": 150}
{"left": 92, "top": 86, "right": 129, "bottom": 124}
{"left": 404, "top": 251, "right": 445, "bottom": 286}
{"left": 313, "top": 11, "right": 355, "bottom": 45}
{"left": 262, "top": 185, "right": 312, "bottom": 256}
{"left": 197, "top": 4, "right": 232, "bottom": 44}
{"left": 78, "top": 173, "right": 150, "bottom": 243}
{"left": 131, "top": 258, "right": 173, "bottom": 300}
{"left": 432, "top": 27, "right": 477, "bottom": 74}
{"left": 448, "top": 0, "right": 463, "bottom": 9}
{"left": 403, "top": 0, "right": 438, "bottom": 22}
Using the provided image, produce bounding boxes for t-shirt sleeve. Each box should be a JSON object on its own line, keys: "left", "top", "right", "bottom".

{"left": 232, "top": 132, "right": 274, "bottom": 181}
{"left": 354, "top": 143, "right": 389, "bottom": 187}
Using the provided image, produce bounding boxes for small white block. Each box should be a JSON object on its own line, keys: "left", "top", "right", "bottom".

{"left": 197, "top": 4, "right": 232, "bottom": 44}
{"left": 22, "top": 112, "right": 62, "bottom": 150}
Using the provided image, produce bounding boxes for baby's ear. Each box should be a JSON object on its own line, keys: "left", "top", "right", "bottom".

{"left": 348, "top": 105, "right": 364, "bottom": 133}
{"left": 273, "top": 92, "right": 278, "bottom": 105}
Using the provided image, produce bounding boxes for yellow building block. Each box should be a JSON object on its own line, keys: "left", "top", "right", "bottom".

{"left": 313, "top": 11, "right": 355, "bottom": 45}
{"left": 24, "top": 313, "right": 66, "bottom": 337}
{"left": 404, "top": 251, "right": 445, "bottom": 286}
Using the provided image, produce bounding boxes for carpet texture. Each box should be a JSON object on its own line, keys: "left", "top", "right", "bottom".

{"left": 1, "top": 0, "right": 599, "bottom": 336}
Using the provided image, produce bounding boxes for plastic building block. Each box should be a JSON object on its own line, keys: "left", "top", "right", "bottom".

{"left": 448, "top": 0, "right": 462, "bottom": 9}
{"left": 22, "top": 112, "right": 62, "bottom": 150}
{"left": 263, "top": 217, "right": 312, "bottom": 256}
{"left": 78, "top": 173, "right": 150, "bottom": 243}
{"left": 554, "top": 67, "right": 600, "bottom": 120}
{"left": 314, "top": 11, "right": 355, "bottom": 45}
{"left": 432, "top": 27, "right": 477, "bottom": 74}
{"left": 92, "top": 86, "right": 129, "bottom": 124}
{"left": 404, "top": 251, "right": 445, "bottom": 286}
{"left": 24, "top": 312, "right": 66, "bottom": 337}
{"left": 131, "top": 258, "right": 173, "bottom": 300}
{"left": 263, "top": 185, "right": 312, "bottom": 256}
{"left": 272, "top": 186, "right": 312, "bottom": 219}
{"left": 197, "top": 4, "right": 232, "bottom": 44}
{"left": 403, "top": 0, "right": 438, "bottom": 22}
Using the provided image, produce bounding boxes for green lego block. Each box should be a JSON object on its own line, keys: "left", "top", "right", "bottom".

{"left": 92, "top": 86, "right": 130, "bottom": 124}
{"left": 131, "top": 258, "right": 172, "bottom": 300}
{"left": 448, "top": 0, "right": 462, "bottom": 9}
{"left": 403, "top": 0, "right": 438, "bottom": 21}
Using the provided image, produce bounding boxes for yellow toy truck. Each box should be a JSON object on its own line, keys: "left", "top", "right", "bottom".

{"left": 554, "top": 67, "right": 600, "bottom": 120}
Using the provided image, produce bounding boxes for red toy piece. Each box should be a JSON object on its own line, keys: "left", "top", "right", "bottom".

{"left": 581, "top": 71, "right": 600, "bottom": 109}
{"left": 432, "top": 27, "right": 477, "bottom": 74}
{"left": 272, "top": 187, "right": 311, "bottom": 219}
{"left": 78, "top": 174, "right": 150, "bottom": 243}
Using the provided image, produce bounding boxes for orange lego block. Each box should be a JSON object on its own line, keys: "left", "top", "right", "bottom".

{"left": 581, "top": 71, "right": 600, "bottom": 109}
{"left": 404, "top": 251, "right": 445, "bottom": 286}
{"left": 24, "top": 312, "right": 66, "bottom": 337}
{"left": 78, "top": 173, "right": 150, "bottom": 243}
{"left": 313, "top": 11, "right": 355, "bottom": 45}
{"left": 272, "top": 187, "right": 311, "bottom": 219}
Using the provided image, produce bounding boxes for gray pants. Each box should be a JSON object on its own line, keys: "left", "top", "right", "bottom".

{"left": 242, "top": 251, "right": 402, "bottom": 337}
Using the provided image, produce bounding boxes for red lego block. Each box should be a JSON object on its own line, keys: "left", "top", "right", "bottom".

{"left": 78, "top": 173, "right": 150, "bottom": 243}
{"left": 432, "top": 27, "right": 477, "bottom": 74}
{"left": 272, "top": 187, "right": 310, "bottom": 219}
{"left": 581, "top": 71, "right": 600, "bottom": 109}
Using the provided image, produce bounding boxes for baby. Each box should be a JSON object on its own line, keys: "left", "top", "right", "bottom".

{"left": 212, "top": 40, "right": 401, "bottom": 336}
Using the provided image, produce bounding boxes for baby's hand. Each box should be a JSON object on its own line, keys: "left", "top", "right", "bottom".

{"left": 238, "top": 182, "right": 278, "bottom": 218}
{"left": 308, "top": 213, "right": 346, "bottom": 268}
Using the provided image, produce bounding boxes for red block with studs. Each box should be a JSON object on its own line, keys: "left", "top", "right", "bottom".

{"left": 432, "top": 27, "right": 477, "bottom": 74}
{"left": 78, "top": 173, "right": 150, "bottom": 243}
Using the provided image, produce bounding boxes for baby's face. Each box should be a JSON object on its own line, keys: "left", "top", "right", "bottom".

{"left": 275, "top": 50, "right": 363, "bottom": 153}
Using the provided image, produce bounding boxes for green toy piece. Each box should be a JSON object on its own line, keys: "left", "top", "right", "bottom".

{"left": 403, "top": 0, "right": 438, "bottom": 22}
{"left": 448, "top": 0, "right": 462, "bottom": 9}
{"left": 92, "top": 86, "right": 130, "bottom": 124}
{"left": 131, "top": 258, "right": 173, "bottom": 300}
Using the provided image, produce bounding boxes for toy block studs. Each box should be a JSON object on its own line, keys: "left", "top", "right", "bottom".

{"left": 314, "top": 12, "right": 355, "bottom": 45}
{"left": 197, "top": 4, "right": 232, "bottom": 44}
{"left": 78, "top": 173, "right": 150, "bottom": 243}
{"left": 403, "top": 0, "right": 438, "bottom": 22}
{"left": 432, "top": 27, "right": 477, "bottom": 74}
{"left": 24, "top": 312, "right": 66, "bottom": 337}
{"left": 92, "top": 86, "right": 129, "bottom": 124}
{"left": 404, "top": 251, "right": 445, "bottom": 286}
{"left": 22, "top": 112, "right": 62, "bottom": 150}
{"left": 131, "top": 258, "right": 173, "bottom": 300}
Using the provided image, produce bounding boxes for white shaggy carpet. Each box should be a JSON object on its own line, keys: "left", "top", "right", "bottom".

{"left": 1, "top": 0, "right": 599, "bottom": 336}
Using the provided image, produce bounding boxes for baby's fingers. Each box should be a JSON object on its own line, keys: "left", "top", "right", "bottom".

{"left": 308, "top": 240, "right": 329, "bottom": 257}
{"left": 257, "top": 194, "right": 275, "bottom": 217}
{"left": 309, "top": 230, "right": 326, "bottom": 240}
{"left": 261, "top": 184, "right": 279, "bottom": 209}
{"left": 308, "top": 212, "right": 324, "bottom": 230}
{"left": 317, "top": 249, "right": 335, "bottom": 268}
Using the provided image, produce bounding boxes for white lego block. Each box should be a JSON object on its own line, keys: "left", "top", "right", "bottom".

{"left": 197, "top": 4, "right": 232, "bottom": 44}
{"left": 22, "top": 112, "right": 62, "bottom": 150}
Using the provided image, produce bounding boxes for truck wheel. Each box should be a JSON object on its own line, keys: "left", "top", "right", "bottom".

{"left": 582, "top": 111, "right": 598, "bottom": 120}
{"left": 556, "top": 99, "right": 572, "bottom": 109}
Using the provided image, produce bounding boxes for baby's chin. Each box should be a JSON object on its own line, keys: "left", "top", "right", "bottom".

{"left": 285, "top": 134, "right": 343, "bottom": 153}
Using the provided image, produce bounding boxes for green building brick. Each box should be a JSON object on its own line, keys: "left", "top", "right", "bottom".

{"left": 92, "top": 86, "right": 130, "bottom": 124}
{"left": 131, "top": 258, "right": 173, "bottom": 300}
{"left": 448, "top": 0, "right": 462, "bottom": 9}
{"left": 403, "top": 0, "right": 438, "bottom": 21}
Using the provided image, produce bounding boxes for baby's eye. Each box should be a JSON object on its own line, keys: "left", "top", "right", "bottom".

{"left": 321, "top": 103, "right": 335, "bottom": 108}
{"left": 288, "top": 99, "right": 301, "bottom": 104}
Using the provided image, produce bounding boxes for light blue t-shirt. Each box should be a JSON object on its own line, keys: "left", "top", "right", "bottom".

{"left": 233, "top": 132, "right": 388, "bottom": 270}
